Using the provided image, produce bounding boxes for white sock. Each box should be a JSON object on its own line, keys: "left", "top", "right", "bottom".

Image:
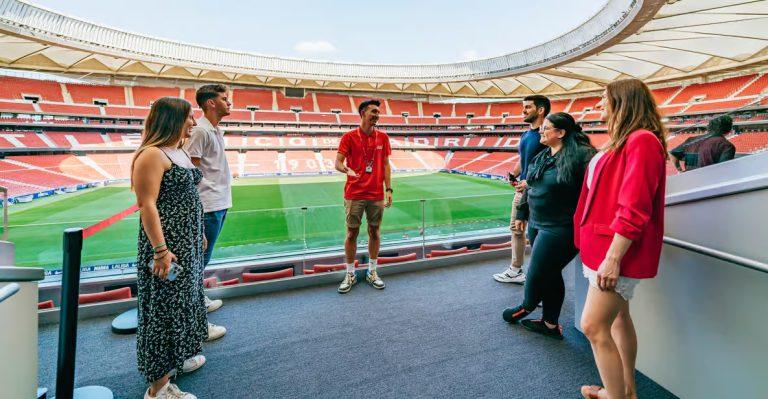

{"left": 346, "top": 263, "right": 355, "bottom": 274}
{"left": 368, "top": 259, "right": 377, "bottom": 272}
{"left": 508, "top": 266, "right": 522, "bottom": 274}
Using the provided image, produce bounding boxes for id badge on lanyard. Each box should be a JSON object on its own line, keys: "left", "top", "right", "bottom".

{"left": 360, "top": 129, "right": 376, "bottom": 174}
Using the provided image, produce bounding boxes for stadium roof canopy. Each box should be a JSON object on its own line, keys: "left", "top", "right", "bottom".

{"left": 0, "top": 0, "right": 766, "bottom": 97}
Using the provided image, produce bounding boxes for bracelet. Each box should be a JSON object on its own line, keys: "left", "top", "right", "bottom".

{"left": 153, "top": 251, "right": 170, "bottom": 261}
{"left": 154, "top": 249, "right": 169, "bottom": 257}
{"left": 154, "top": 246, "right": 168, "bottom": 254}
{"left": 152, "top": 243, "right": 167, "bottom": 251}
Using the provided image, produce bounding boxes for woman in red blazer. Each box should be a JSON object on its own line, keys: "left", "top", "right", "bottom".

{"left": 576, "top": 79, "right": 667, "bottom": 399}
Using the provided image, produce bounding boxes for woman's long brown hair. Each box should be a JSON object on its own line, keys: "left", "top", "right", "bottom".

{"left": 604, "top": 78, "right": 668, "bottom": 154}
{"left": 130, "top": 97, "right": 191, "bottom": 187}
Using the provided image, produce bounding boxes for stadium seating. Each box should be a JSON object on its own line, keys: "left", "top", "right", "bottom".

{"left": 652, "top": 86, "right": 682, "bottom": 105}
{"left": 233, "top": 88, "right": 274, "bottom": 110}
{"left": 316, "top": 93, "right": 353, "bottom": 113}
{"left": 668, "top": 75, "right": 755, "bottom": 103}
{"left": 37, "top": 300, "right": 55, "bottom": 310}
{"left": 0, "top": 131, "right": 47, "bottom": 148}
{"left": 729, "top": 132, "right": 768, "bottom": 153}
{"left": 2, "top": 74, "right": 768, "bottom": 201}
{"left": 312, "top": 260, "right": 359, "bottom": 273}
{"left": 298, "top": 112, "right": 337, "bottom": 124}
{"left": 735, "top": 74, "right": 768, "bottom": 97}
{"left": 0, "top": 76, "right": 64, "bottom": 102}
{"left": 243, "top": 151, "right": 281, "bottom": 175}
{"left": 0, "top": 100, "right": 36, "bottom": 112}
{"left": 426, "top": 247, "right": 469, "bottom": 258}
{"left": 455, "top": 103, "right": 488, "bottom": 117}
{"left": 479, "top": 241, "right": 512, "bottom": 250}
{"left": 67, "top": 83, "right": 126, "bottom": 105}
{"left": 38, "top": 103, "right": 101, "bottom": 116}
{"left": 132, "top": 86, "right": 180, "bottom": 106}
{"left": 78, "top": 287, "right": 132, "bottom": 305}
{"left": 685, "top": 99, "right": 754, "bottom": 113}
{"left": 388, "top": 100, "right": 419, "bottom": 116}
{"left": 422, "top": 102, "right": 452, "bottom": 117}
{"left": 377, "top": 253, "right": 418, "bottom": 264}
{"left": 275, "top": 91, "right": 314, "bottom": 112}
{"left": 242, "top": 268, "right": 294, "bottom": 282}
{"left": 568, "top": 96, "right": 600, "bottom": 114}
{"left": 490, "top": 102, "right": 521, "bottom": 117}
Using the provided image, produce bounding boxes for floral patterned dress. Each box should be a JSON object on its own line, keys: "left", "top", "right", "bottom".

{"left": 136, "top": 161, "right": 207, "bottom": 383}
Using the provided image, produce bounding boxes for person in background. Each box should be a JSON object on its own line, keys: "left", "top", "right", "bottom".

{"left": 576, "top": 79, "right": 667, "bottom": 399}
{"left": 670, "top": 114, "right": 735, "bottom": 172}
{"left": 492, "top": 95, "right": 550, "bottom": 284}
{"left": 184, "top": 84, "right": 232, "bottom": 315}
{"left": 334, "top": 99, "right": 393, "bottom": 294}
{"left": 132, "top": 97, "right": 206, "bottom": 399}
{"left": 502, "top": 112, "right": 596, "bottom": 339}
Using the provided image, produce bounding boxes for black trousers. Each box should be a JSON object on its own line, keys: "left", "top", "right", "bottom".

{"left": 521, "top": 224, "right": 578, "bottom": 325}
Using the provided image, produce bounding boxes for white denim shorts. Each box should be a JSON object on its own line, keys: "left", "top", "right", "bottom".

{"left": 582, "top": 264, "right": 641, "bottom": 301}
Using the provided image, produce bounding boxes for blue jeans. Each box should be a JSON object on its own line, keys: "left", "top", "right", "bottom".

{"left": 203, "top": 209, "right": 228, "bottom": 267}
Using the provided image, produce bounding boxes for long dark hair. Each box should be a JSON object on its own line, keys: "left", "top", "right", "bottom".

{"left": 545, "top": 112, "right": 596, "bottom": 185}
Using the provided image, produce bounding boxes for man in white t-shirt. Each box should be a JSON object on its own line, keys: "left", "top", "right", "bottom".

{"left": 184, "top": 84, "right": 232, "bottom": 317}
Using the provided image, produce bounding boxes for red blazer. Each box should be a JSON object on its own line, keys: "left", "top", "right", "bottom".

{"left": 574, "top": 129, "right": 666, "bottom": 279}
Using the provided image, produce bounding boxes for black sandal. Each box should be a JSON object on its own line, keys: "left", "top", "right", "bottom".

{"left": 521, "top": 319, "right": 564, "bottom": 340}
{"left": 502, "top": 305, "right": 531, "bottom": 324}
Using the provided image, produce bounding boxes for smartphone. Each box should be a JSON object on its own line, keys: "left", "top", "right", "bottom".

{"left": 148, "top": 260, "right": 183, "bottom": 281}
{"left": 507, "top": 172, "right": 518, "bottom": 186}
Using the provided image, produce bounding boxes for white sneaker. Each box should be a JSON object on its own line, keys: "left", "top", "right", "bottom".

{"left": 366, "top": 269, "right": 386, "bottom": 290}
{"left": 182, "top": 354, "right": 206, "bottom": 373}
{"left": 493, "top": 268, "right": 526, "bottom": 284}
{"left": 170, "top": 354, "right": 206, "bottom": 377}
{"left": 337, "top": 272, "right": 356, "bottom": 294}
{"left": 205, "top": 322, "right": 226, "bottom": 342}
{"left": 144, "top": 381, "right": 196, "bottom": 399}
{"left": 204, "top": 296, "right": 223, "bottom": 313}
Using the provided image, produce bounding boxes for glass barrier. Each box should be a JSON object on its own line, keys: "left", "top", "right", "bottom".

{"left": 6, "top": 181, "right": 514, "bottom": 281}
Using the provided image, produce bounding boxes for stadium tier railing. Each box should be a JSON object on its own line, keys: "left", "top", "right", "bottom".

{"left": 24, "top": 192, "right": 513, "bottom": 283}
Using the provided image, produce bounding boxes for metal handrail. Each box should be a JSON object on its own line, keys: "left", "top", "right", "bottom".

{"left": 663, "top": 236, "right": 768, "bottom": 274}
{"left": 0, "top": 282, "right": 19, "bottom": 304}
{"left": 0, "top": 186, "right": 7, "bottom": 241}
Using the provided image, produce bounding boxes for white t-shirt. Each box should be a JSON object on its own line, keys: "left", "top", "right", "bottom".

{"left": 183, "top": 116, "right": 232, "bottom": 212}
{"left": 586, "top": 151, "right": 605, "bottom": 190}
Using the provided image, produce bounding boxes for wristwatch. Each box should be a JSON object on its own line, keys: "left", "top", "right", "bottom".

{"left": 386, "top": 188, "right": 393, "bottom": 193}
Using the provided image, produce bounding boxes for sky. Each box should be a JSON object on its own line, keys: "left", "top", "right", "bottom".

{"left": 32, "top": 0, "right": 607, "bottom": 64}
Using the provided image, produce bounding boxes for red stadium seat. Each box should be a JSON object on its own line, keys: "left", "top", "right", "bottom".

{"left": 219, "top": 278, "right": 240, "bottom": 286}
{"left": 203, "top": 277, "right": 219, "bottom": 288}
{"left": 427, "top": 247, "right": 469, "bottom": 258}
{"left": 78, "top": 287, "right": 132, "bottom": 305}
{"left": 38, "top": 300, "right": 55, "bottom": 310}
{"left": 313, "top": 260, "right": 359, "bottom": 273}
{"left": 242, "top": 268, "right": 294, "bottom": 282}
{"left": 377, "top": 253, "right": 418, "bottom": 264}
{"left": 480, "top": 242, "right": 512, "bottom": 250}
{"left": 303, "top": 269, "right": 316, "bottom": 275}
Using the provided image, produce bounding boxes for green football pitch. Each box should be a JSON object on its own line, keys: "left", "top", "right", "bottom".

{"left": 4, "top": 172, "right": 514, "bottom": 271}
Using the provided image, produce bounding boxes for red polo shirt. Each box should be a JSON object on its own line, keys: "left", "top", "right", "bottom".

{"left": 338, "top": 127, "right": 391, "bottom": 200}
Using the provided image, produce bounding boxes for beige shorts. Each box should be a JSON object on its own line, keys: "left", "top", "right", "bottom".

{"left": 345, "top": 199, "right": 384, "bottom": 228}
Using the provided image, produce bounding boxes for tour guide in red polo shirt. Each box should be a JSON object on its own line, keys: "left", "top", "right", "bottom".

{"left": 334, "top": 99, "right": 393, "bottom": 293}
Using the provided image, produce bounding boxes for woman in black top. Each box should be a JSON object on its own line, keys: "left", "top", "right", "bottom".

{"left": 502, "top": 112, "right": 596, "bottom": 339}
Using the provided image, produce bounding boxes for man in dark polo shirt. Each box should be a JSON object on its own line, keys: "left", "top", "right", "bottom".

{"left": 334, "top": 99, "right": 393, "bottom": 294}
{"left": 671, "top": 115, "right": 736, "bottom": 172}
{"left": 492, "top": 95, "right": 549, "bottom": 284}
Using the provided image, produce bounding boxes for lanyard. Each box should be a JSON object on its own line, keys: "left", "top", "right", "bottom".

{"left": 357, "top": 128, "right": 378, "bottom": 163}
